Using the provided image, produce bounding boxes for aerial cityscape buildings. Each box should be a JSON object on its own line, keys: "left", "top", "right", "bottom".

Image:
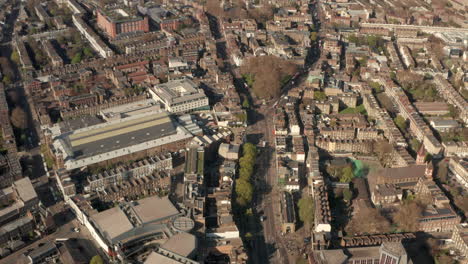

{"left": 0, "top": 0, "right": 466, "bottom": 263}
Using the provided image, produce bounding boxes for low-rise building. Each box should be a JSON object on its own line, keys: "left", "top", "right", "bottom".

{"left": 146, "top": 7, "right": 188, "bottom": 32}
{"left": 414, "top": 102, "right": 450, "bottom": 116}
{"left": 0, "top": 178, "right": 38, "bottom": 226}
{"left": 371, "top": 183, "right": 403, "bottom": 206}
{"left": 98, "top": 172, "right": 171, "bottom": 203}
{"left": 356, "top": 128, "right": 380, "bottom": 140}
{"left": 367, "top": 165, "right": 431, "bottom": 206}
{"left": 150, "top": 79, "right": 209, "bottom": 114}
{"left": 0, "top": 215, "right": 34, "bottom": 245}
{"left": 42, "top": 40, "right": 64, "bottom": 67}
{"left": 280, "top": 192, "right": 296, "bottom": 233}
{"left": 88, "top": 195, "right": 182, "bottom": 257}
{"left": 451, "top": 224, "right": 468, "bottom": 259}
{"left": 419, "top": 205, "right": 459, "bottom": 233}
{"left": 315, "top": 137, "right": 374, "bottom": 154}
{"left": 314, "top": 242, "right": 412, "bottom": 264}
{"left": 429, "top": 119, "right": 459, "bottom": 132}
{"left": 443, "top": 141, "right": 468, "bottom": 158}
{"left": 85, "top": 153, "right": 172, "bottom": 192}
{"left": 51, "top": 111, "right": 192, "bottom": 170}
{"left": 449, "top": 157, "right": 468, "bottom": 189}
{"left": 73, "top": 15, "right": 114, "bottom": 58}
{"left": 320, "top": 127, "right": 355, "bottom": 140}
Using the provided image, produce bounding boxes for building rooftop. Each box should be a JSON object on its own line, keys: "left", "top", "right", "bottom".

{"left": 14, "top": 177, "right": 37, "bottom": 203}
{"left": 421, "top": 205, "right": 457, "bottom": 219}
{"left": 152, "top": 79, "right": 207, "bottom": 105}
{"left": 318, "top": 249, "right": 348, "bottom": 264}
{"left": 91, "top": 207, "right": 134, "bottom": 241}
{"left": 130, "top": 196, "right": 180, "bottom": 224}
{"left": 63, "top": 111, "right": 176, "bottom": 159}
{"left": 430, "top": 119, "right": 459, "bottom": 128}
{"left": 146, "top": 7, "right": 181, "bottom": 23}
{"left": 52, "top": 111, "right": 192, "bottom": 170}
{"left": 0, "top": 216, "right": 33, "bottom": 235}
{"left": 28, "top": 242, "right": 58, "bottom": 262}
{"left": 144, "top": 252, "right": 183, "bottom": 264}
{"left": 144, "top": 248, "right": 198, "bottom": 264}
{"left": 161, "top": 232, "right": 197, "bottom": 257}
{"left": 380, "top": 242, "right": 407, "bottom": 257}
{"left": 58, "top": 116, "right": 104, "bottom": 133}
{"left": 281, "top": 192, "right": 296, "bottom": 223}
{"left": 371, "top": 165, "right": 426, "bottom": 181}
{"left": 99, "top": 6, "right": 143, "bottom": 23}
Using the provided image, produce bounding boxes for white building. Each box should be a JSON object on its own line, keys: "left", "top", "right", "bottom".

{"left": 150, "top": 79, "right": 209, "bottom": 114}
{"left": 449, "top": 157, "right": 468, "bottom": 189}
{"left": 72, "top": 15, "right": 114, "bottom": 58}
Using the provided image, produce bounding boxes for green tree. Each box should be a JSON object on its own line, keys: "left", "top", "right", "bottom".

{"left": 242, "top": 73, "right": 255, "bottom": 87}
{"left": 2, "top": 75, "right": 12, "bottom": 86}
{"left": 242, "top": 98, "right": 250, "bottom": 109}
{"left": 236, "top": 178, "right": 253, "bottom": 206}
{"left": 310, "top": 23, "right": 316, "bottom": 32}
{"left": 242, "top": 143, "right": 257, "bottom": 158}
{"left": 424, "top": 153, "right": 433, "bottom": 163}
{"left": 236, "top": 143, "right": 257, "bottom": 206}
{"left": 298, "top": 197, "right": 315, "bottom": 227}
{"left": 394, "top": 115, "right": 407, "bottom": 132}
{"left": 239, "top": 165, "right": 253, "bottom": 180}
{"left": 89, "top": 255, "right": 104, "bottom": 264}
{"left": 368, "top": 81, "right": 382, "bottom": 93}
{"left": 447, "top": 104, "right": 458, "bottom": 118}
{"left": 343, "top": 189, "right": 353, "bottom": 202}
{"left": 314, "top": 91, "right": 326, "bottom": 101}
{"left": 235, "top": 113, "right": 247, "bottom": 123}
{"left": 340, "top": 166, "right": 354, "bottom": 183}
{"left": 71, "top": 52, "right": 82, "bottom": 64}
{"left": 310, "top": 32, "right": 318, "bottom": 43}
{"left": 347, "top": 34, "right": 359, "bottom": 44}
{"left": 83, "top": 47, "right": 93, "bottom": 58}
{"left": 410, "top": 139, "right": 421, "bottom": 153}
{"left": 10, "top": 51, "right": 20, "bottom": 64}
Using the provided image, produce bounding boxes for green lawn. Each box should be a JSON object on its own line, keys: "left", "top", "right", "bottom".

{"left": 339, "top": 104, "right": 367, "bottom": 115}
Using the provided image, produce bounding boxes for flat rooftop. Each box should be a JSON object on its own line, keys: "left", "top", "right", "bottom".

{"left": 153, "top": 79, "right": 206, "bottom": 105}
{"left": 61, "top": 111, "right": 177, "bottom": 159}
{"left": 14, "top": 177, "right": 37, "bottom": 203}
{"left": 282, "top": 192, "right": 295, "bottom": 223}
{"left": 131, "top": 196, "right": 180, "bottom": 224}
{"left": 99, "top": 7, "right": 143, "bottom": 22}
{"left": 161, "top": 232, "right": 196, "bottom": 257}
{"left": 91, "top": 206, "right": 134, "bottom": 241}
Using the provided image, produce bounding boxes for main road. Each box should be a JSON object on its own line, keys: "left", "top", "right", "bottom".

{"left": 206, "top": 5, "right": 320, "bottom": 262}
{"left": 244, "top": 98, "right": 289, "bottom": 264}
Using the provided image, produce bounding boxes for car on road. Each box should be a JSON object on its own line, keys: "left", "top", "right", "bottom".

{"left": 260, "top": 216, "right": 266, "bottom": 222}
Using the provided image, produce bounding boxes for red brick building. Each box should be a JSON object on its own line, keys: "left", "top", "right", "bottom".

{"left": 97, "top": 9, "right": 149, "bottom": 39}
